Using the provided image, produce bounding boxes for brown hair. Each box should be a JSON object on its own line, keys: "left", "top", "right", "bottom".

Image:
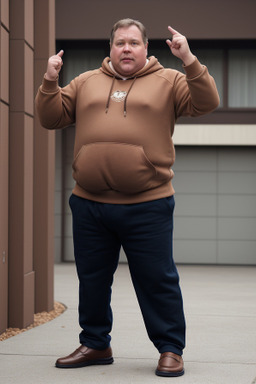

{"left": 110, "top": 18, "right": 148, "bottom": 46}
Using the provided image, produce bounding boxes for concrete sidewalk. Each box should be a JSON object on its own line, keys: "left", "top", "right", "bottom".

{"left": 0, "top": 263, "right": 256, "bottom": 384}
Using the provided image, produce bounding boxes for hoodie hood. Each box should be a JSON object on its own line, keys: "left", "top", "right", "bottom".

{"left": 101, "top": 56, "right": 163, "bottom": 116}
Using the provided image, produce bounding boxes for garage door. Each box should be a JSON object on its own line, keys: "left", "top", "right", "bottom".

{"left": 172, "top": 146, "right": 256, "bottom": 264}
{"left": 61, "top": 133, "right": 256, "bottom": 265}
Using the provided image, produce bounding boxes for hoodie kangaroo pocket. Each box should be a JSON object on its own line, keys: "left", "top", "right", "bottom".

{"left": 72, "top": 142, "right": 162, "bottom": 195}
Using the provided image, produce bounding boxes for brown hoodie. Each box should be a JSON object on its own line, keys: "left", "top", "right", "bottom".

{"left": 35, "top": 56, "right": 219, "bottom": 204}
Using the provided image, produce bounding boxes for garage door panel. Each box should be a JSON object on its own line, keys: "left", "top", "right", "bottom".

{"left": 174, "top": 240, "right": 217, "bottom": 264}
{"left": 173, "top": 147, "right": 256, "bottom": 265}
{"left": 174, "top": 217, "right": 217, "bottom": 240}
{"left": 218, "top": 218, "right": 256, "bottom": 240}
{"left": 218, "top": 172, "right": 256, "bottom": 194}
{"left": 218, "top": 241, "right": 256, "bottom": 264}
{"left": 173, "top": 172, "right": 217, "bottom": 194}
{"left": 218, "top": 195, "right": 256, "bottom": 217}
{"left": 64, "top": 213, "right": 72, "bottom": 237}
{"left": 174, "top": 147, "right": 217, "bottom": 171}
{"left": 64, "top": 165, "right": 76, "bottom": 189}
{"left": 218, "top": 148, "right": 256, "bottom": 171}
{"left": 63, "top": 236, "right": 74, "bottom": 261}
{"left": 175, "top": 194, "right": 217, "bottom": 217}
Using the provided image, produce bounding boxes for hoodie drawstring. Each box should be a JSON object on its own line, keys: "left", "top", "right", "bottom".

{"left": 123, "top": 77, "right": 136, "bottom": 117}
{"left": 105, "top": 76, "right": 116, "bottom": 114}
{"left": 105, "top": 76, "right": 137, "bottom": 117}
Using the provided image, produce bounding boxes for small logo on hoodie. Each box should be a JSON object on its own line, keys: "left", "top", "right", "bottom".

{"left": 111, "top": 90, "right": 127, "bottom": 102}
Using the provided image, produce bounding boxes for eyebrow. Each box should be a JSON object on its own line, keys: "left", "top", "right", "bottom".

{"left": 115, "top": 38, "right": 141, "bottom": 43}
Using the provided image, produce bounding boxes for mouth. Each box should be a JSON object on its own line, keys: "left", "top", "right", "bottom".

{"left": 121, "top": 57, "right": 133, "bottom": 63}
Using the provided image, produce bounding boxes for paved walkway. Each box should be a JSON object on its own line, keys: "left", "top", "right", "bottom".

{"left": 1, "top": 263, "right": 256, "bottom": 384}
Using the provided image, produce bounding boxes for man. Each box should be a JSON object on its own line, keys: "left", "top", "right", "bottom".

{"left": 36, "top": 18, "right": 219, "bottom": 377}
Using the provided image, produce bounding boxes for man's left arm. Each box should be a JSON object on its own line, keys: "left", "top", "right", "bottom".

{"left": 166, "top": 26, "right": 220, "bottom": 116}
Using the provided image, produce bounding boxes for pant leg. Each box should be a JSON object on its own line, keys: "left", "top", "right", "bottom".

{"left": 119, "top": 196, "right": 186, "bottom": 355}
{"left": 69, "top": 194, "right": 121, "bottom": 350}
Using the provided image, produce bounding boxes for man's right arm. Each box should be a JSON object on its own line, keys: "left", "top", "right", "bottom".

{"left": 35, "top": 50, "right": 76, "bottom": 130}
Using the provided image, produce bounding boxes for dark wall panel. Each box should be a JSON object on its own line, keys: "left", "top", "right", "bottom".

{"left": 56, "top": 0, "right": 256, "bottom": 40}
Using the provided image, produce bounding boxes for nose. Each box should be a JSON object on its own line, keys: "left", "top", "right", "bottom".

{"left": 123, "top": 43, "right": 131, "bottom": 52}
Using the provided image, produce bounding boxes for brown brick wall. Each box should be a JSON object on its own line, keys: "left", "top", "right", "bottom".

{"left": 0, "top": 0, "right": 55, "bottom": 332}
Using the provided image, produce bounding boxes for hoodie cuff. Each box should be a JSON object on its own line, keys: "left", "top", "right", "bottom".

{"left": 183, "top": 57, "right": 204, "bottom": 79}
{"left": 41, "top": 74, "right": 59, "bottom": 93}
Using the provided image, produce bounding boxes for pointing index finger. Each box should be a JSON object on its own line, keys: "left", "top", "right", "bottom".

{"left": 168, "top": 26, "right": 179, "bottom": 36}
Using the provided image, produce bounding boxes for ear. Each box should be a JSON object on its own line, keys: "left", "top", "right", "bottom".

{"left": 145, "top": 42, "right": 148, "bottom": 56}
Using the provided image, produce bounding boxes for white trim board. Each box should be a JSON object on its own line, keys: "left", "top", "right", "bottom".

{"left": 173, "top": 124, "right": 256, "bottom": 146}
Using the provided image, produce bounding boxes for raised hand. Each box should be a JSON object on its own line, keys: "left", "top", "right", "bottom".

{"left": 166, "top": 27, "right": 195, "bottom": 66}
{"left": 45, "top": 50, "right": 64, "bottom": 81}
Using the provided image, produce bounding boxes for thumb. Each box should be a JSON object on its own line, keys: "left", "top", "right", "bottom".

{"left": 57, "top": 50, "right": 64, "bottom": 58}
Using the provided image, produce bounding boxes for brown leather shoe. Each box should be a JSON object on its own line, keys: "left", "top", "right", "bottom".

{"left": 155, "top": 352, "right": 184, "bottom": 377}
{"left": 55, "top": 345, "right": 113, "bottom": 368}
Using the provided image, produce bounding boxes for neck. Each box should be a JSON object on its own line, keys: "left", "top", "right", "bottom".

{"left": 109, "top": 59, "right": 149, "bottom": 80}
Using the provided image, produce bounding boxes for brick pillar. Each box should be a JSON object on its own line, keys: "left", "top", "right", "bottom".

{"left": 0, "top": 0, "right": 9, "bottom": 333}
{"left": 8, "top": 0, "right": 35, "bottom": 328}
{"left": 33, "top": 0, "right": 56, "bottom": 313}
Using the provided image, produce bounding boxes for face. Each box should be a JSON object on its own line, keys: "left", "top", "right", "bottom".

{"left": 110, "top": 25, "right": 148, "bottom": 77}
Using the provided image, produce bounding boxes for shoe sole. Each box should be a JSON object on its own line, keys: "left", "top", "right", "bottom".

{"left": 55, "top": 357, "right": 114, "bottom": 369}
{"left": 155, "top": 368, "right": 184, "bottom": 377}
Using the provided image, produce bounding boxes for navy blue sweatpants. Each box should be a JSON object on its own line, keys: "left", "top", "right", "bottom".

{"left": 69, "top": 194, "right": 186, "bottom": 356}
